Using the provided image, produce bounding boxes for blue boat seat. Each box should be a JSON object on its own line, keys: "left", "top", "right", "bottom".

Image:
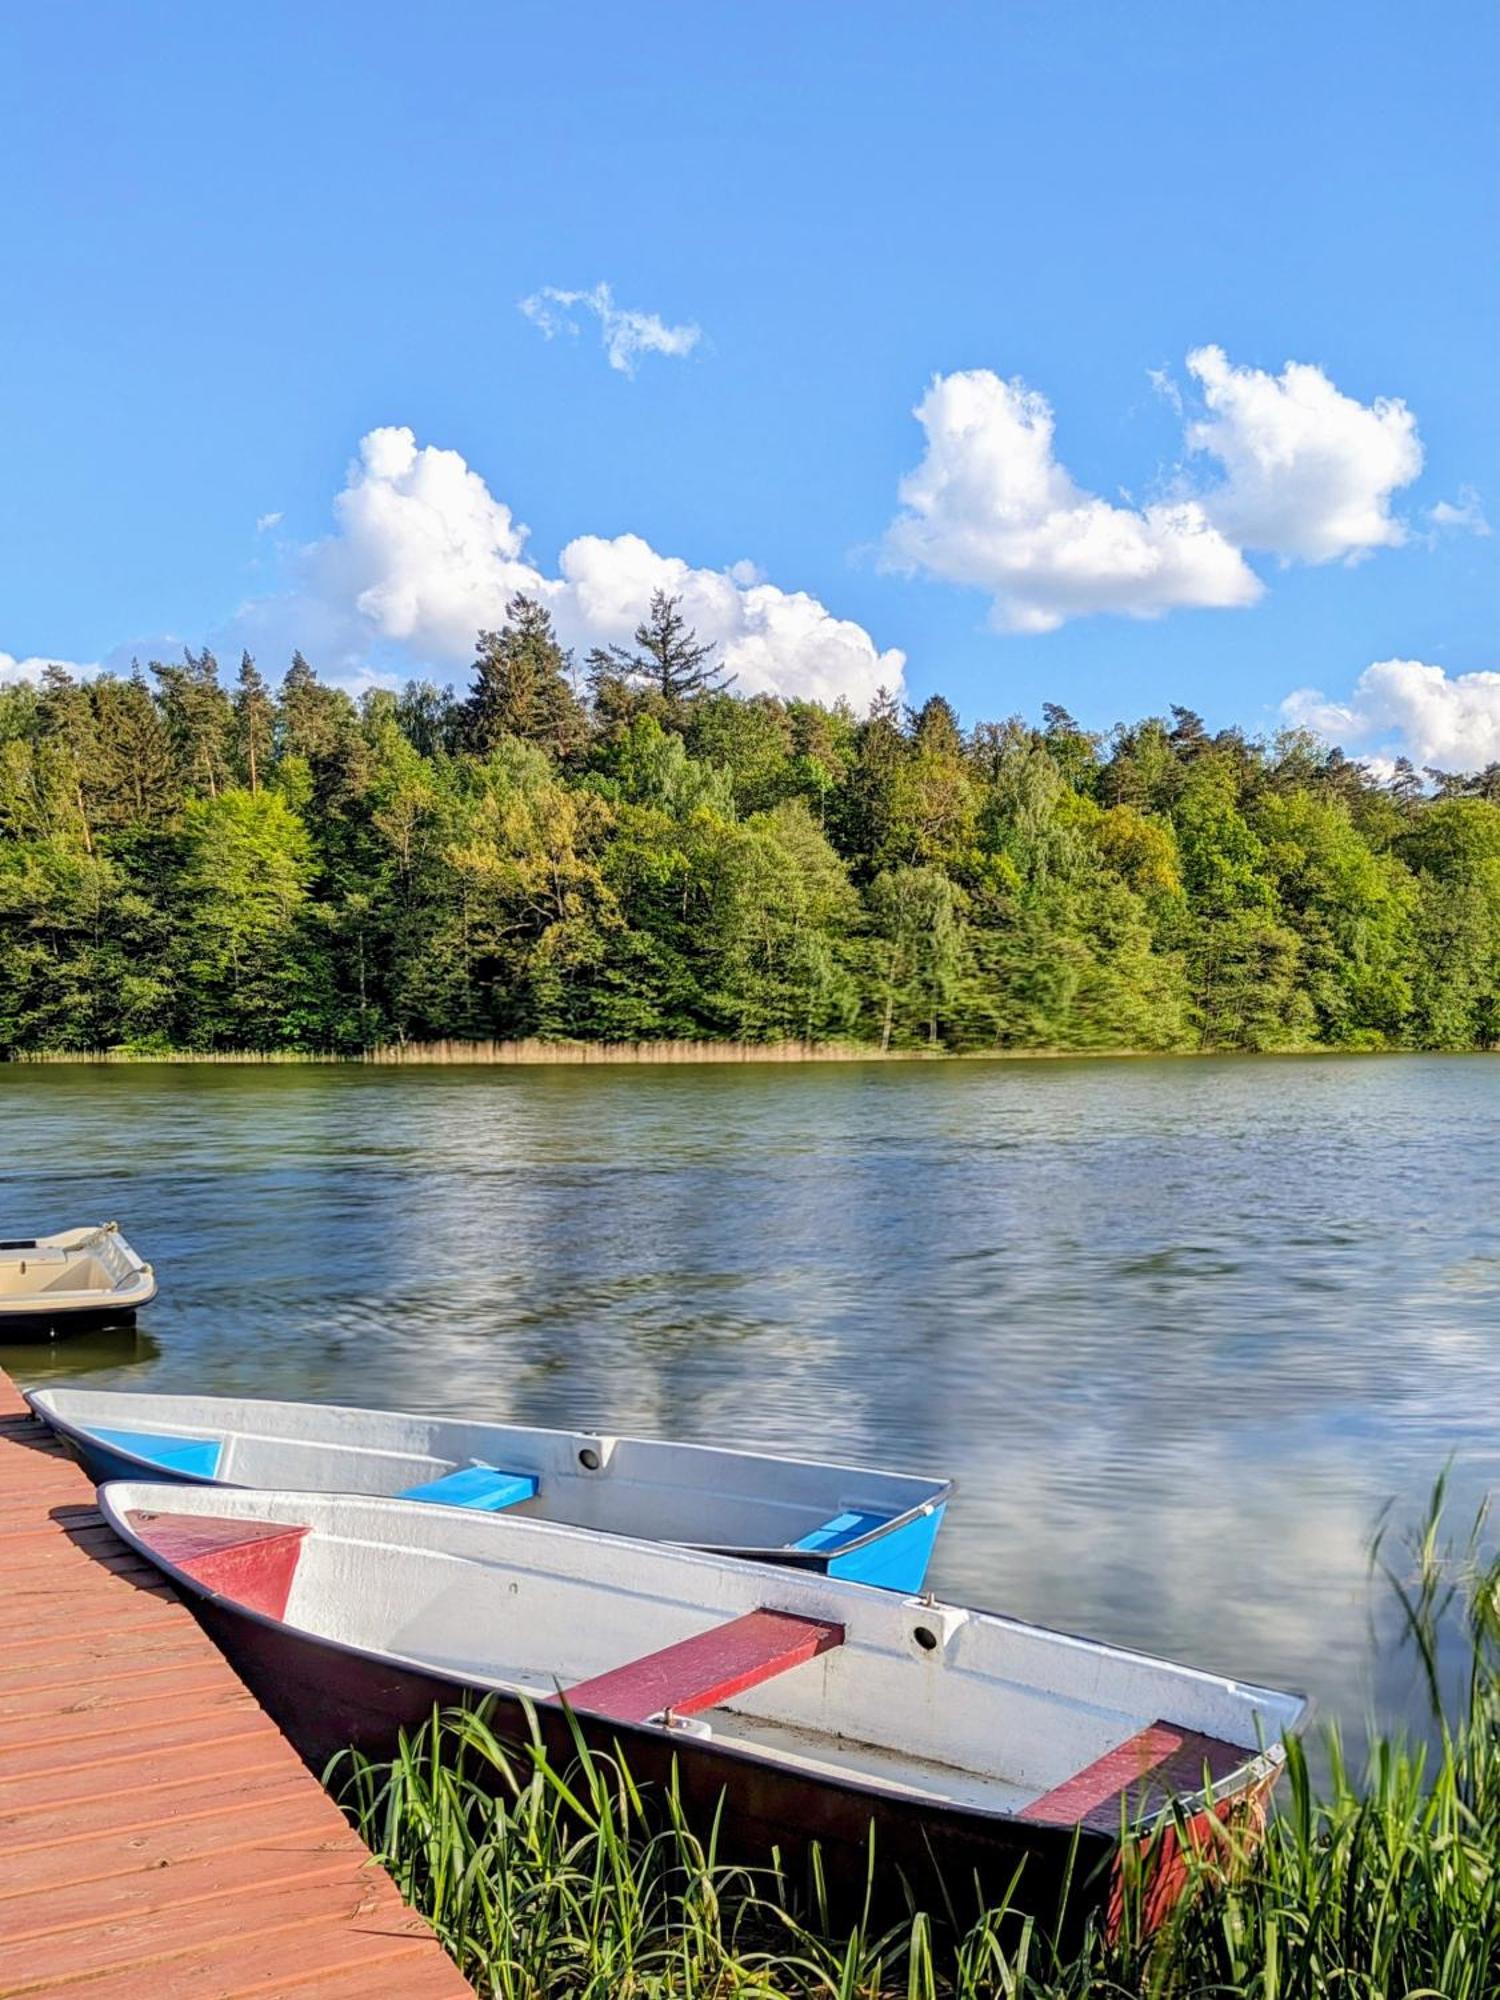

{"left": 397, "top": 1465, "right": 539, "bottom": 1511}
{"left": 791, "top": 1508, "right": 889, "bottom": 1554}
{"left": 89, "top": 1426, "right": 223, "bottom": 1479}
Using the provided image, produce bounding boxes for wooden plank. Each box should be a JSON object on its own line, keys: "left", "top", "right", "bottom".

{"left": 2, "top": 1537, "right": 166, "bottom": 1579}
{"left": 1019, "top": 1720, "right": 1249, "bottom": 1835}
{"left": 218, "top": 1949, "right": 482, "bottom": 1999}
{"left": 559, "top": 1607, "right": 844, "bottom": 1724}
{"left": 0, "top": 1872, "right": 434, "bottom": 1992}
{"left": 0, "top": 1628, "right": 208, "bottom": 1688}
{"left": 51, "top": 1926, "right": 466, "bottom": 2000}
{"left": 0, "top": 1713, "right": 288, "bottom": 1796}
{"left": 0, "top": 1803, "right": 350, "bottom": 1938}
{"left": 0, "top": 1758, "right": 313, "bottom": 1857}
{"left": 0, "top": 1779, "right": 317, "bottom": 1889}
{"left": 0, "top": 1657, "right": 235, "bottom": 1724}
{"left": 0, "top": 1366, "right": 468, "bottom": 2000}
{"left": 0, "top": 1682, "right": 260, "bottom": 1758}
{"left": 0, "top": 1518, "right": 113, "bottom": 1550}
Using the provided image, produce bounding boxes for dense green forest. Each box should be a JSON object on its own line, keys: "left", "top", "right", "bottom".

{"left": 3, "top": 592, "right": 1499, "bottom": 1055}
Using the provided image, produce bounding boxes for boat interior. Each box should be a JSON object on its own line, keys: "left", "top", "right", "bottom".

{"left": 113, "top": 1485, "right": 1302, "bottom": 1828}
{"left": 0, "top": 1229, "right": 149, "bottom": 1306}
{"left": 38, "top": 1387, "right": 944, "bottom": 1553}
{"left": 0, "top": 1244, "right": 110, "bottom": 1299}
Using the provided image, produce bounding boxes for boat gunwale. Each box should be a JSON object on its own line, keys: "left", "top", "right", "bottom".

{"left": 96, "top": 1480, "right": 1298, "bottom": 1840}
{"left": 27, "top": 1388, "right": 955, "bottom": 1561}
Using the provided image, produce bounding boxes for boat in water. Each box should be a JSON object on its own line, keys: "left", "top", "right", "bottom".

{"left": 0, "top": 1225, "right": 156, "bottom": 1340}
{"left": 29, "top": 1386, "right": 951, "bottom": 1590}
{"left": 99, "top": 1478, "right": 1305, "bottom": 1934}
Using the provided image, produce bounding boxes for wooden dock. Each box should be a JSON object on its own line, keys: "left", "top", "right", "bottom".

{"left": 0, "top": 1369, "right": 471, "bottom": 1999}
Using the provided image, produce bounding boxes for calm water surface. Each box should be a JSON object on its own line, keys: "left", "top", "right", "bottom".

{"left": 5, "top": 1056, "right": 1498, "bottom": 1737}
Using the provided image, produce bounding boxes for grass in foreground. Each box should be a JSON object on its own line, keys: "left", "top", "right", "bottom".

{"left": 334, "top": 1486, "right": 1500, "bottom": 1998}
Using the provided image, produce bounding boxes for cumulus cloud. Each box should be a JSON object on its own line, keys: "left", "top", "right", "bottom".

{"left": 883, "top": 369, "right": 1261, "bottom": 633}
{"left": 1186, "top": 345, "right": 1423, "bottom": 564}
{"left": 886, "top": 348, "right": 1431, "bottom": 631}
{"left": 246, "top": 425, "right": 901, "bottom": 708}
{"left": 519, "top": 282, "right": 701, "bottom": 376}
{"left": 1283, "top": 659, "right": 1500, "bottom": 772}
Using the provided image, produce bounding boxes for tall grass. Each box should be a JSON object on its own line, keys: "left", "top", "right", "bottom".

{"left": 334, "top": 1485, "right": 1500, "bottom": 1997}
{"left": 8, "top": 1038, "right": 895, "bottom": 1065}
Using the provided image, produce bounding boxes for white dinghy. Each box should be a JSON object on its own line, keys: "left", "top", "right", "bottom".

{"left": 29, "top": 1385, "right": 952, "bottom": 1590}
{"left": 0, "top": 1225, "right": 156, "bottom": 1340}
{"left": 101, "top": 1479, "right": 1306, "bottom": 1936}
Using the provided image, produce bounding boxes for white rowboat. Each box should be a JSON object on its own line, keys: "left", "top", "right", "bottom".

{"left": 0, "top": 1225, "right": 156, "bottom": 1339}
{"left": 29, "top": 1385, "right": 952, "bottom": 1589}
{"left": 100, "top": 1478, "right": 1305, "bottom": 1934}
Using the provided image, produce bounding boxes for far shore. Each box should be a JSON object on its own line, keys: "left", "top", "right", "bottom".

{"left": 5, "top": 1039, "right": 1494, "bottom": 1067}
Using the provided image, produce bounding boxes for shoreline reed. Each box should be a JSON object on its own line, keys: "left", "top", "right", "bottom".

{"left": 5, "top": 1037, "right": 911, "bottom": 1066}
{"left": 6, "top": 1039, "right": 1492, "bottom": 1066}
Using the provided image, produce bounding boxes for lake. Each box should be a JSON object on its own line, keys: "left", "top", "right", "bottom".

{"left": 5, "top": 1054, "right": 1498, "bottom": 1739}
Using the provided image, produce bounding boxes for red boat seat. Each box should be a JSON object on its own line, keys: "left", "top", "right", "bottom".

{"left": 126, "top": 1509, "right": 309, "bottom": 1620}
{"left": 556, "top": 1607, "right": 844, "bottom": 1725}
{"left": 1019, "top": 1719, "right": 1249, "bottom": 1834}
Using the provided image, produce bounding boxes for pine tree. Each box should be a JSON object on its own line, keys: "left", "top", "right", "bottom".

{"left": 279, "top": 651, "right": 353, "bottom": 763}
{"left": 37, "top": 665, "right": 100, "bottom": 854}
{"left": 91, "top": 670, "right": 179, "bottom": 827}
{"left": 150, "top": 648, "right": 232, "bottom": 798}
{"left": 233, "top": 653, "right": 275, "bottom": 794}
{"left": 463, "top": 596, "right": 587, "bottom": 758}
{"left": 910, "top": 694, "right": 963, "bottom": 758}
{"left": 587, "top": 591, "right": 731, "bottom": 724}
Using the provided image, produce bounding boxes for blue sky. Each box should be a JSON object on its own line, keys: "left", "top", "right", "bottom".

{"left": 2, "top": 1, "right": 1496, "bottom": 764}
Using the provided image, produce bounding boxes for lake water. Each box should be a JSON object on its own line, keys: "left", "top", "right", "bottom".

{"left": 5, "top": 1055, "right": 1498, "bottom": 1740}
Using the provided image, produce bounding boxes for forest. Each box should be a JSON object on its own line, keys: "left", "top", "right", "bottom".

{"left": 2, "top": 591, "right": 1499, "bottom": 1056}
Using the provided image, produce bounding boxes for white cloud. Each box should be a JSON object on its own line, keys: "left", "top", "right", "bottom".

{"left": 1186, "top": 345, "right": 1423, "bottom": 564}
{"left": 886, "top": 348, "right": 1432, "bottom": 632}
{"left": 883, "top": 368, "right": 1261, "bottom": 633}
{"left": 519, "top": 282, "right": 701, "bottom": 377}
{"left": 0, "top": 650, "right": 97, "bottom": 685}
{"left": 1146, "top": 366, "right": 1183, "bottom": 417}
{"left": 255, "top": 510, "right": 283, "bottom": 534}
{"left": 556, "top": 532, "right": 900, "bottom": 707}
{"left": 1283, "top": 659, "right": 1500, "bottom": 771}
{"left": 1427, "top": 486, "right": 1490, "bottom": 538}
{"left": 240, "top": 425, "right": 901, "bottom": 708}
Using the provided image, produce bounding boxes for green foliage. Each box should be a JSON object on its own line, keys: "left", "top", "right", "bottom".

{"left": 2, "top": 641, "right": 1499, "bottom": 1054}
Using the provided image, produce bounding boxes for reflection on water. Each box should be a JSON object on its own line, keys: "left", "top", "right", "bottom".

{"left": 0, "top": 1322, "right": 161, "bottom": 1383}
{"left": 3, "top": 1054, "right": 1498, "bottom": 1737}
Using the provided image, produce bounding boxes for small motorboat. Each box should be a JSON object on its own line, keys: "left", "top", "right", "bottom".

{"left": 0, "top": 1225, "right": 156, "bottom": 1340}
{"left": 99, "top": 1480, "right": 1305, "bottom": 1935}
{"left": 28, "top": 1386, "right": 951, "bottom": 1590}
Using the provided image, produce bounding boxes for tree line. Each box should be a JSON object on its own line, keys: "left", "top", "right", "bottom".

{"left": 3, "top": 591, "right": 1499, "bottom": 1055}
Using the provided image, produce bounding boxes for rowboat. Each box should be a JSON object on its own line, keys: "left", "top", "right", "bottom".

{"left": 99, "top": 1479, "right": 1305, "bottom": 1934}
{"left": 0, "top": 1225, "right": 156, "bottom": 1339}
{"left": 28, "top": 1386, "right": 951, "bottom": 1590}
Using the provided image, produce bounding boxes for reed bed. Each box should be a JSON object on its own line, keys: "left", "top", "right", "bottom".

{"left": 334, "top": 1482, "right": 1500, "bottom": 1998}
{"left": 7, "top": 1038, "right": 895, "bottom": 1065}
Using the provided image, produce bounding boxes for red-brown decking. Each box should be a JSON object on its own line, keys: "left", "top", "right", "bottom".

{"left": 0, "top": 1368, "right": 472, "bottom": 2000}
{"left": 557, "top": 1607, "right": 844, "bottom": 1725}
